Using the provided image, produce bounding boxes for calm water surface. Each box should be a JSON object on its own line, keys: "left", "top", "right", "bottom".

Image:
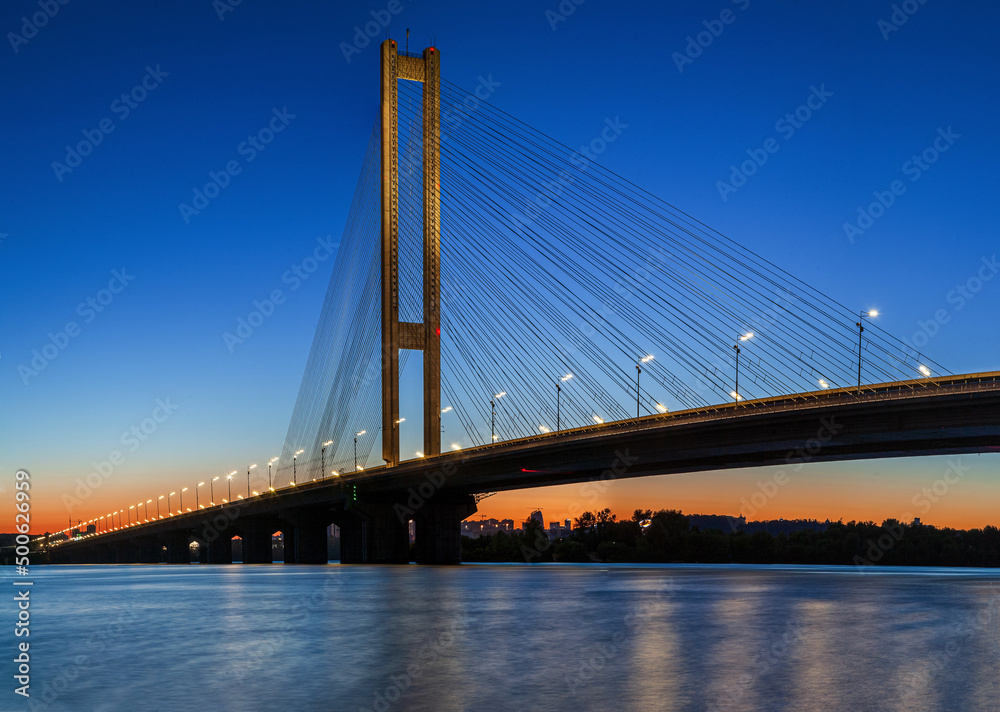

{"left": 17, "top": 564, "right": 1000, "bottom": 711}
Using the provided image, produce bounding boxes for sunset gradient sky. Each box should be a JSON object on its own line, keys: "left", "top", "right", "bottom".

{"left": 2, "top": 0, "right": 998, "bottom": 535}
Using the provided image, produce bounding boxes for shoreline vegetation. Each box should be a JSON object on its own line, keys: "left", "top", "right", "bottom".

{"left": 462, "top": 509, "right": 1000, "bottom": 568}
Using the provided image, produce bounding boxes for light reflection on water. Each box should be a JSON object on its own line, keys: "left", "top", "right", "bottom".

{"left": 21, "top": 564, "right": 1000, "bottom": 711}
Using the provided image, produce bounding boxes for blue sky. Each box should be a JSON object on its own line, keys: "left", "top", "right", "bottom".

{"left": 2, "top": 0, "right": 998, "bottom": 531}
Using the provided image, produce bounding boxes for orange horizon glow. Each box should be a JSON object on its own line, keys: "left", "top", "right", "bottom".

{"left": 26, "top": 455, "right": 1000, "bottom": 537}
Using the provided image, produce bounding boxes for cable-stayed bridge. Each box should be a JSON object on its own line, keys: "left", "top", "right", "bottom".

{"left": 49, "top": 41, "right": 1000, "bottom": 565}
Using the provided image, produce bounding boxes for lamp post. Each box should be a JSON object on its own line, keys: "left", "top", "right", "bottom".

{"left": 128, "top": 504, "right": 134, "bottom": 526}
{"left": 247, "top": 464, "right": 256, "bottom": 497}
{"left": 734, "top": 332, "right": 753, "bottom": 403}
{"left": 354, "top": 431, "right": 366, "bottom": 472}
{"left": 321, "top": 442, "right": 332, "bottom": 479}
{"left": 557, "top": 374, "right": 572, "bottom": 431}
{"left": 292, "top": 450, "right": 304, "bottom": 484}
{"left": 268, "top": 457, "right": 278, "bottom": 489}
{"left": 157, "top": 495, "right": 164, "bottom": 519}
{"left": 197, "top": 482, "right": 205, "bottom": 509}
{"left": 227, "top": 471, "right": 236, "bottom": 501}
{"left": 857, "top": 310, "right": 878, "bottom": 395}
{"left": 211, "top": 476, "right": 219, "bottom": 505}
{"left": 168, "top": 492, "right": 175, "bottom": 515}
{"left": 145, "top": 499, "right": 151, "bottom": 521}
{"left": 180, "top": 487, "right": 188, "bottom": 513}
{"left": 636, "top": 355, "right": 653, "bottom": 418}
{"left": 491, "top": 392, "right": 505, "bottom": 443}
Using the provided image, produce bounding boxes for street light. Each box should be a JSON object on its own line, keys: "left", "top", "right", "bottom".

{"left": 354, "top": 431, "right": 366, "bottom": 472}
{"left": 247, "top": 464, "right": 256, "bottom": 497}
{"left": 145, "top": 499, "right": 151, "bottom": 521}
{"left": 636, "top": 355, "right": 654, "bottom": 418}
{"left": 128, "top": 504, "right": 134, "bottom": 526}
{"left": 293, "top": 450, "right": 304, "bottom": 484}
{"left": 211, "top": 476, "right": 219, "bottom": 505}
{"left": 180, "top": 487, "right": 188, "bottom": 513}
{"left": 157, "top": 495, "right": 164, "bottom": 519}
{"left": 734, "top": 332, "right": 753, "bottom": 403}
{"left": 268, "top": 457, "right": 278, "bottom": 489}
{"left": 857, "top": 310, "right": 878, "bottom": 395}
{"left": 491, "top": 391, "right": 506, "bottom": 443}
{"left": 557, "top": 374, "right": 572, "bottom": 431}
{"left": 197, "top": 482, "right": 205, "bottom": 508}
{"left": 321, "top": 441, "right": 332, "bottom": 480}
{"left": 168, "top": 492, "right": 176, "bottom": 516}
{"left": 227, "top": 471, "right": 236, "bottom": 502}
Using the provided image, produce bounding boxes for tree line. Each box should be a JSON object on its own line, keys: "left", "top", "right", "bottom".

{"left": 461, "top": 508, "right": 1000, "bottom": 567}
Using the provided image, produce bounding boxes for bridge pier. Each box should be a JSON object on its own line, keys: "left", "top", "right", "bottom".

{"left": 163, "top": 532, "right": 190, "bottom": 564}
{"left": 205, "top": 537, "right": 233, "bottom": 564}
{"left": 113, "top": 542, "right": 137, "bottom": 564}
{"left": 135, "top": 537, "right": 161, "bottom": 564}
{"left": 241, "top": 520, "right": 276, "bottom": 564}
{"left": 282, "top": 528, "right": 296, "bottom": 563}
{"left": 336, "top": 503, "right": 409, "bottom": 564}
{"left": 414, "top": 496, "right": 477, "bottom": 565}
{"left": 279, "top": 508, "right": 332, "bottom": 564}
{"left": 292, "top": 525, "right": 329, "bottom": 564}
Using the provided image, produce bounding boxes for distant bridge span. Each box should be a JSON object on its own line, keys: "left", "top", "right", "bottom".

{"left": 47, "top": 372, "right": 1000, "bottom": 565}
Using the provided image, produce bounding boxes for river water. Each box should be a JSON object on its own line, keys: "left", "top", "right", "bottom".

{"left": 14, "top": 564, "right": 1000, "bottom": 711}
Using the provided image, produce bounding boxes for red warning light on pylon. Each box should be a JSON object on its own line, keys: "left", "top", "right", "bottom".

{"left": 436, "top": 328, "right": 441, "bottom": 336}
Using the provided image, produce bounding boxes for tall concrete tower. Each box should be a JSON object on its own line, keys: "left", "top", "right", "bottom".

{"left": 380, "top": 40, "right": 441, "bottom": 467}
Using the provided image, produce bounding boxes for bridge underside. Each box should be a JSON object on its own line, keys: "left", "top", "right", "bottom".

{"left": 46, "top": 378, "right": 1000, "bottom": 565}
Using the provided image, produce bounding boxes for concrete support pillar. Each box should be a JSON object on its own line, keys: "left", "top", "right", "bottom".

{"left": 414, "top": 496, "right": 477, "bottom": 565}
{"left": 202, "top": 536, "right": 233, "bottom": 564}
{"left": 164, "top": 532, "right": 190, "bottom": 564}
{"left": 337, "top": 503, "right": 410, "bottom": 564}
{"left": 95, "top": 545, "right": 115, "bottom": 564}
{"left": 135, "top": 537, "right": 161, "bottom": 564}
{"left": 114, "top": 542, "right": 137, "bottom": 564}
{"left": 241, "top": 520, "right": 274, "bottom": 564}
{"left": 293, "top": 525, "right": 328, "bottom": 565}
{"left": 282, "top": 528, "right": 297, "bottom": 564}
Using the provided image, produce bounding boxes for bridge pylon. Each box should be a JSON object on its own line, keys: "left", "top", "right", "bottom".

{"left": 381, "top": 39, "right": 441, "bottom": 467}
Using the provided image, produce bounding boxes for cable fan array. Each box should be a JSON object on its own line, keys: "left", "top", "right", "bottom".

{"left": 273, "top": 79, "right": 948, "bottom": 483}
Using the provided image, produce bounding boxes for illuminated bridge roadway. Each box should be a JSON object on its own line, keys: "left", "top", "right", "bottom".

{"left": 47, "top": 371, "right": 1000, "bottom": 565}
